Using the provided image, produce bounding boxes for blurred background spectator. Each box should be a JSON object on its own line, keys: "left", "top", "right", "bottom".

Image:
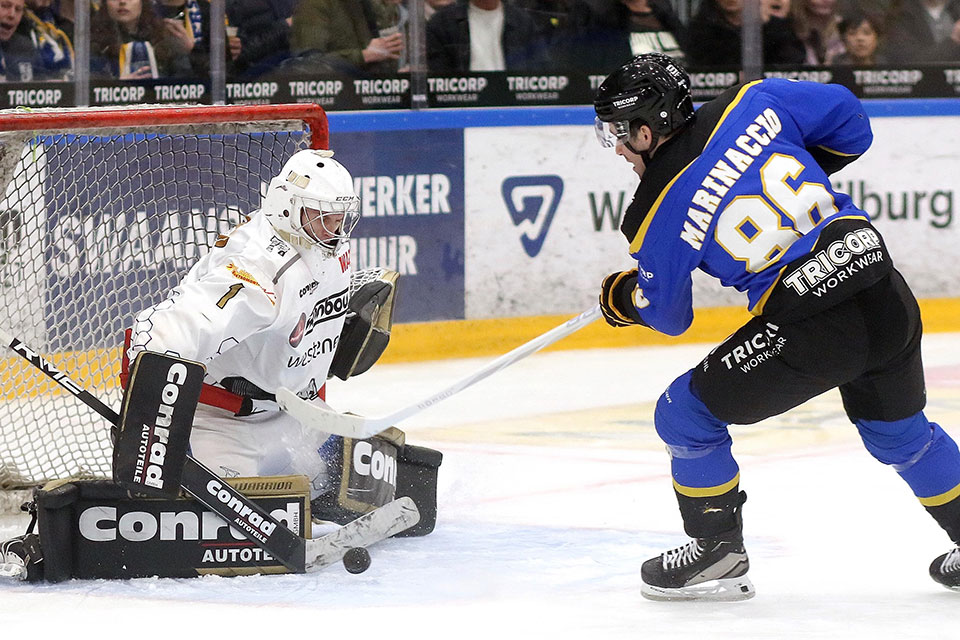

{"left": 1, "top": 0, "right": 72, "bottom": 80}
{"left": 21, "top": 0, "right": 74, "bottom": 78}
{"left": 686, "top": 0, "right": 804, "bottom": 67}
{"left": 25, "top": 0, "right": 72, "bottom": 40}
{"left": 516, "top": 0, "right": 571, "bottom": 54}
{"left": 226, "top": 0, "right": 295, "bottom": 78}
{"left": 156, "top": 0, "right": 210, "bottom": 77}
{"left": 426, "top": 0, "right": 544, "bottom": 72}
{"left": 833, "top": 9, "right": 884, "bottom": 64}
{"left": 425, "top": 0, "right": 455, "bottom": 20}
{"left": 90, "top": 0, "right": 191, "bottom": 79}
{"left": 883, "top": 0, "right": 960, "bottom": 62}
{"left": 290, "top": 0, "right": 406, "bottom": 75}
{"left": 560, "top": 0, "right": 686, "bottom": 71}
{"left": 791, "top": 0, "right": 845, "bottom": 64}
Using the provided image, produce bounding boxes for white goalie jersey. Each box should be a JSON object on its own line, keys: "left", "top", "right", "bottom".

{"left": 129, "top": 210, "right": 351, "bottom": 404}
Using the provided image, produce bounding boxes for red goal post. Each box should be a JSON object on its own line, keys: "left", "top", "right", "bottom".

{"left": 0, "top": 103, "right": 329, "bottom": 507}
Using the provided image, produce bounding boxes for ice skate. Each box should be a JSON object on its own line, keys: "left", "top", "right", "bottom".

{"left": 641, "top": 536, "right": 755, "bottom": 601}
{"left": 929, "top": 547, "right": 960, "bottom": 591}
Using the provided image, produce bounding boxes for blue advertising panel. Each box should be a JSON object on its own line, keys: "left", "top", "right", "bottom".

{"left": 329, "top": 129, "right": 465, "bottom": 322}
{"left": 43, "top": 132, "right": 304, "bottom": 350}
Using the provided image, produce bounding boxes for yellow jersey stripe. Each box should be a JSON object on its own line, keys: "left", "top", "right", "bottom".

{"left": 816, "top": 144, "right": 858, "bottom": 157}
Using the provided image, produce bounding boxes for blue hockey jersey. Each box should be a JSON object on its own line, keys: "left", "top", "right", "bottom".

{"left": 621, "top": 79, "right": 873, "bottom": 335}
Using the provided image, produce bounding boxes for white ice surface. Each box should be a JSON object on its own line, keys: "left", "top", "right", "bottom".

{"left": 4, "top": 333, "right": 960, "bottom": 638}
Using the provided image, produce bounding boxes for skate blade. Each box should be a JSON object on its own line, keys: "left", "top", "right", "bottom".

{"left": 641, "top": 576, "right": 756, "bottom": 602}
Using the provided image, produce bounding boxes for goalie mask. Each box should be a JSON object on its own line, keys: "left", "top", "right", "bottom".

{"left": 262, "top": 149, "right": 361, "bottom": 257}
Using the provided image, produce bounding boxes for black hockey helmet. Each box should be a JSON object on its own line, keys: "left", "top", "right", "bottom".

{"left": 594, "top": 53, "right": 694, "bottom": 148}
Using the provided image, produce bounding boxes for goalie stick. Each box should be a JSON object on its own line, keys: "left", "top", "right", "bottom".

{"left": 277, "top": 304, "right": 603, "bottom": 439}
{"left": 0, "top": 327, "right": 420, "bottom": 577}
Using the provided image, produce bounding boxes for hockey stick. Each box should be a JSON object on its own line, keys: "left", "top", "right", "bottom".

{"left": 0, "top": 327, "right": 419, "bottom": 575}
{"left": 277, "top": 304, "right": 603, "bottom": 439}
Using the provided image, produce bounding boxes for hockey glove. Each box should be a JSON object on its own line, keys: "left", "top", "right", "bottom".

{"left": 600, "top": 269, "right": 646, "bottom": 328}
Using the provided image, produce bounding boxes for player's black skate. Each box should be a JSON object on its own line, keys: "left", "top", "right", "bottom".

{"left": 641, "top": 534, "right": 754, "bottom": 601}
{"left": 642, "top": 488, "right": 754, "bottom": 601}
{"left": 929, "top": 547, "right": 960, "bottom": 591}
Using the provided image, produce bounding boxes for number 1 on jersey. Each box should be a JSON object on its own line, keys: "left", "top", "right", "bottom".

{"left": 217, "top": 283, "right": 244, "bottom": 309}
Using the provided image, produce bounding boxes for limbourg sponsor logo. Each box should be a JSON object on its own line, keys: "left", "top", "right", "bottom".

{"left": 303, "top": 288, "right": 348, "bottom": 336}
{"left": 502, "top": 175, "right": 564, "bottom": 257}
{"left": 133, "top": 362, "right": 188, "bottom": 490}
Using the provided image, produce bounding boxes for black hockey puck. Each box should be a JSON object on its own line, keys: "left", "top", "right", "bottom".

{"left": 343, "top": 547, "right": 371, "bottom": 574}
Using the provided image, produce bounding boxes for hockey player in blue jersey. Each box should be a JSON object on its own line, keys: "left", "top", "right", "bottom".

{"left": 594, "top": 53, "right": 960, "bottom": 601}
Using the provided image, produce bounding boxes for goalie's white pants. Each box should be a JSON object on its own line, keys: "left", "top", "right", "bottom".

{"left": 188, "top": 405, "right": 333, "bottom": 499}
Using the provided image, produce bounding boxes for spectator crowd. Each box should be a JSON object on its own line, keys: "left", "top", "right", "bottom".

{"left": 1, "top": 0, "right": 959, "bottom": 81}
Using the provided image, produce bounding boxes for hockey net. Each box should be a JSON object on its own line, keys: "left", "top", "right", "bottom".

{"left": 0, "top": 104, "right": 328, "bottom": 509}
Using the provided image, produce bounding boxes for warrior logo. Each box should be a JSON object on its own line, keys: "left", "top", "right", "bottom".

{"left": 502, "top": 175, "right": 564, "bottom": 257}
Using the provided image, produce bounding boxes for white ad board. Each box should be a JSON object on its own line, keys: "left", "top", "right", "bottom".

{"left": 465, "top": 116, "right": 960, "bottom": 319}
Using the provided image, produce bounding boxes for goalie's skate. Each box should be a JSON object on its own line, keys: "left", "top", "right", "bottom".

{"left": 641, "top": 536, "right": 755, "bottom": 602}
{"left": 929, "top": 547, "right": 960, "bottom": 591}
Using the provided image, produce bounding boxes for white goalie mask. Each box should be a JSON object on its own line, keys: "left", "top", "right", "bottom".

{"left": 261, "top": 149, "right": 361, "bottom": 257}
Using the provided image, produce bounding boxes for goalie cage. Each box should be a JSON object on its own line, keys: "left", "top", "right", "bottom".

{"left": 0, "top": 104, "right": 329, "bottom": 510}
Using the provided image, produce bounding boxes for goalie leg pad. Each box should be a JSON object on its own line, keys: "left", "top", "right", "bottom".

{"left": 311, "top": 432, "right": 442, "bottom": 536}
{"left": 114, "top": 352, "right": 205, "bottom": 497}
{"left": 13, "top": 476, "right": 310, "bottom": 581}
{"left": 311, "top": 433, "right": 401, "bottom": 524}
{"left": 330, "top": 269, "right": 400, "bottom": 381}
{"left": 393, "top": 444, "right": 443, "bottom": 537}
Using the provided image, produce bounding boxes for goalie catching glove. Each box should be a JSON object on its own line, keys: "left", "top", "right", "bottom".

{"left": 600, "top": 269, "right": 647, "bottom": 328}
{"left": 330, "top": 268, "right": 400, "bottom": 380}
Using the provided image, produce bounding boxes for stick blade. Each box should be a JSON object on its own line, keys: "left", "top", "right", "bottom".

{"left": 304, "top": 496, "right": 421, "bottom": 571}
{"left": 276, "top": 387, "right": 389, "bottom": 439}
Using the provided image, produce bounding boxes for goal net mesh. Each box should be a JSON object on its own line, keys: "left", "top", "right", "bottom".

{"left": 0, "top": 106, "right": 323, "bottom": 491}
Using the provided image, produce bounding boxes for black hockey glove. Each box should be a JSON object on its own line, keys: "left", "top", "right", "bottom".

{"left": 599, "top": 269, "right": 646, "bottom": 328}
